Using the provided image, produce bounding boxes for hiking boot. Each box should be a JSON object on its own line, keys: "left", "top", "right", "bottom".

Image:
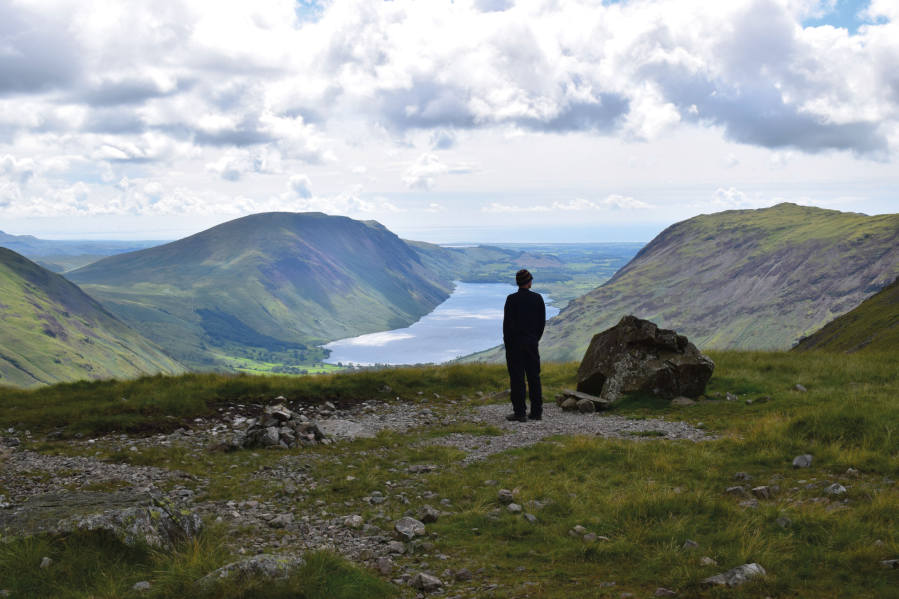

{"left": 527, "top": 413, "right": 542, "bottom": 421}
{"left": 506, "top": 413, "right": 527, "bottom": 423}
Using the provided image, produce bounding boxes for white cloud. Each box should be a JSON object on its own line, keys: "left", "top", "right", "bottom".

{"left": 426, "top": 203, "right": 448, "bottom": 212}
{"left": 481, "top": 203, "right": 551, "bottom": 213}
{"left": 0, "top": 155, "right": 35, "bottom": 184}
{"left": 280, "top": 176, "right": 404, "bottom": 214}
{"left": 721, "top": 154, "right": 739, "bottom": 168}
{"left": 484, "top": 195, "right": 653, "bottom": 212}
{"left": 205, "top": 149, "right": 283, "bottom": 181}
{"left": 401, "top": 153, "right": 470, "bottom": 191}
{"left": 768, "top": 151, "right": 796, "bottom": 169}
{"left": 712, "top": 187, "right": 753, "bottom": 208}
{"left": 288, "top": 174, "right": 314, "bottom": 199}
{"left": 1, "top": 0, "right": 898, "bottom": 224}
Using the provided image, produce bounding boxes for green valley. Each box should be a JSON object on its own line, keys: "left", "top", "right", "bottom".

{"left": 66, "top": 213, "right": 455, "bottom": 373}
{"left": 0, "top": 249, "right": 185, "bottom": 388}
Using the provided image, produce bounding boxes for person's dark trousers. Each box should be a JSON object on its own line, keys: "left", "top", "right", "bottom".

{"left": 505, "top": 342, "right": 542, "bottom": 418}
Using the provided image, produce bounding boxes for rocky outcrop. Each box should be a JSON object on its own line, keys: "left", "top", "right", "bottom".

{"left": 576, "top": 316, "right": 714, "bottom": 401}
{"left": 195, "top": 554, "right": 305, "bottom": 589}
{"left": 0, "top": 491, "right": 202, "bottom": 548}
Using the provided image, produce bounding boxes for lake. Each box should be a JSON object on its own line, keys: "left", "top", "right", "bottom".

{"left": 323, "top": 282, "right": 560, "bottom": 366}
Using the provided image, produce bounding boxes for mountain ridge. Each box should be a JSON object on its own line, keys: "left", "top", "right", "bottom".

{"left": 537, "top": 203, "right": 899, "bottom": 361}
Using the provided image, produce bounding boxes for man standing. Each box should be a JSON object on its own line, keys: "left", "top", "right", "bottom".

{"left": 503, "top": 269, "right": 546, "bottom": 422}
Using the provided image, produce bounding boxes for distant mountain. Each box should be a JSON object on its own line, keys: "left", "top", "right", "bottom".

{"left": 793, "top": 276, "right": 899, "bottom": 353}
{"left": 538, "top": 204, "right": 899, "bottom": 361}
{"left": 0, "top": 230, "right": 165, "bottom": 257}
{"left": 67, "top": 213, "right": 454, "bottom": 370}
{"left": 405, "top": 242, "right": 565, "bottom": 284}
{"left": 0, "top": 249, "right": 185, "bottom": 388}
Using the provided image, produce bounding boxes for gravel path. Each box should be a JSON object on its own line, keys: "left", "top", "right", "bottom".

{"left": 427, "top": 403, "right": 713, "bottom": 463}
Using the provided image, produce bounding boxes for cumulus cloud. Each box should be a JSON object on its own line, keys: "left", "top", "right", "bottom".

{"left": 401, "top": 153, "right": 470, "bottom": 191}
{"left": 288, "top": 174, "right": 314, "bottom": 199}
{"left": 205, "top": 149, "right": 282, "bottom": 181}
{"left": 0, "top": 155, "right": 36, "bottom": 184}
{"left": 1, "top": 0, "right": 899, "bottom": 219}
{"left": 482, "top": 195, "right": 652, "bottom": 212}
{"left": 279, "top": 175, "right": 404, "bottom": 214}
{"left": 2, "top": 0, "right": 896, "bottom": 155}
{"left": 0, "top": 166, "right": 402, "bottom": 218}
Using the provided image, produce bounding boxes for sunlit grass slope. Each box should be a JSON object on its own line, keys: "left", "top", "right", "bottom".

{"left": 0, "top": 249, "right": 185, "bottom": 389}
{"left": 539, "top": 203, "right": 899, "bottom": 361}
{"left": 3, "top": 351, "right": 899, "bottom": 598}
{"left": 793, "top": 275, "right": 899, "bottom": 353}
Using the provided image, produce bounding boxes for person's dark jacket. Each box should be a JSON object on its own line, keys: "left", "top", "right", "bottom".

{"left": 503, "top": 288, "right": 546, "bottom": 346}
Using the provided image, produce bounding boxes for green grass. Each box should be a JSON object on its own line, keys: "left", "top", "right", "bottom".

{"left": 793, "top": 276, "right": 899, "bottom": 354}
{"left": 0, "top": 528, "right": 394, "bottom": 599}
{"left": 0, "top": 362, "right": 579, "bottom": 437}
{"left": 3, "top": 351, "right": 899, "bottom": 597}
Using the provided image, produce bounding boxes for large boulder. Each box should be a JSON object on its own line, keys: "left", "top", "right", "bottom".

{"left": 0, "top": 491, "right": 202, "bottom": 548}
{"left": 576, "top": 315, "right": 714, "bottom": 401}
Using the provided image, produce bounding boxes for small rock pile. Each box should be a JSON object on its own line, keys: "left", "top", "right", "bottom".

{"left": 234, "top": 402, "right": 336, "bottom": 449}
{"left": 555, "top": 389, "right": 610, "bottom": 413}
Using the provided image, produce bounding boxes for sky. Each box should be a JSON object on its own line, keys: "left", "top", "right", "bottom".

{"left": 0, "top": 0, "right": 897, "bottom": 243}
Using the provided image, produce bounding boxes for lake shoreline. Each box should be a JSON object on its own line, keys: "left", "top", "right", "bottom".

{"left": 322, "top": 282, "right": 558, "bottom": 367}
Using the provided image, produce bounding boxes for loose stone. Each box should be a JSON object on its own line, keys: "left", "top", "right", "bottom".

{"left": 701, "top": 563, "right": 766, "bottom": 587}
{"left": 792, "top": 455, "right": 814, "bottom": 468}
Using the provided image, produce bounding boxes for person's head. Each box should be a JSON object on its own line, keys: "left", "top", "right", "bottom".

{"left": 516, "top": 269, "right": 533, "bottom": 289}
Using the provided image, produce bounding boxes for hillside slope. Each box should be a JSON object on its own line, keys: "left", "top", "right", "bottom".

{"left": 0, "top": 249, "right": 185, "bottom": 388}
{"left": 539, "top": 204, "right": 899, "bottom": 361}
{"left": 67, "top": 213, "right": 453, "bottom": 370}
{"left": 792, "top": 276, "right": 899, "bottom": 353}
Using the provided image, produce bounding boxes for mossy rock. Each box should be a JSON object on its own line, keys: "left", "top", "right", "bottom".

{"left": 0, "top": 491, "right": 202, "bottom": 548}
